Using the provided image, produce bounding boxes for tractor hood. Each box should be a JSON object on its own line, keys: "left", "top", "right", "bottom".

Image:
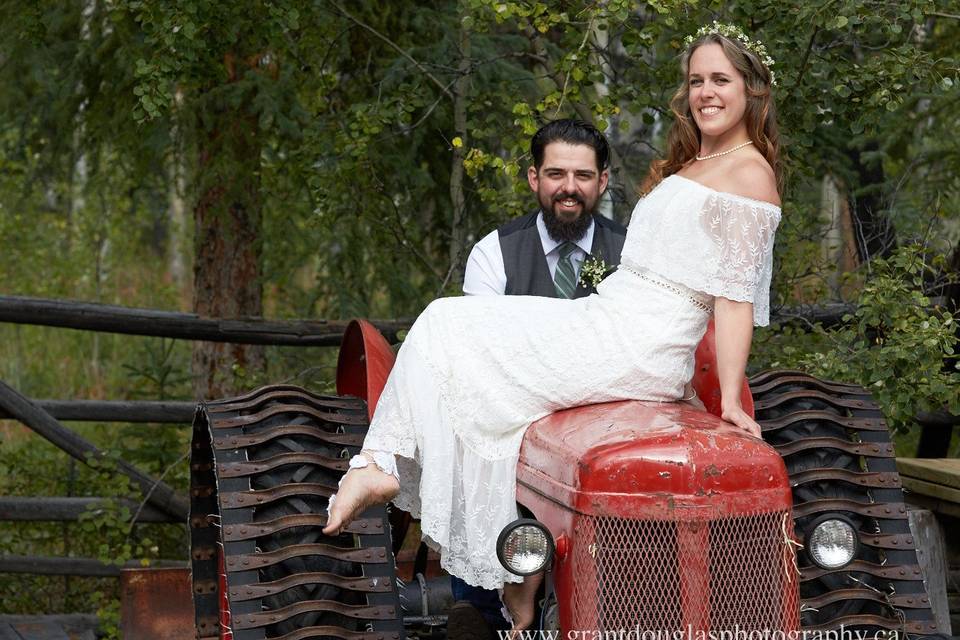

{"left": 516, "top": 399, "right": 792, "bottom": 520}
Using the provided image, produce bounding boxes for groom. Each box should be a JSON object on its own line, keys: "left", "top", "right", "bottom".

{"left": 452, "top": 119, "right": 627, "bottom": 638}
{"left": 463, "top": 119, "right": 627, "bottom": 299}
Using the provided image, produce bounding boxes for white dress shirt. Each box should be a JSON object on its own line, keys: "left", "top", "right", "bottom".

{"left": 462, "top": 212, "right": 596, "bottom": 296}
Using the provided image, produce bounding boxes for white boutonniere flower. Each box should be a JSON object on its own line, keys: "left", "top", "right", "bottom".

{"left": 579, "top": 255, "right": 612, "bottom": 289}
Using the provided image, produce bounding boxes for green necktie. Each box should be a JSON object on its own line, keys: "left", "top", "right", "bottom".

{"left": 554, "top": 242, "right": 578, "bottom": 299}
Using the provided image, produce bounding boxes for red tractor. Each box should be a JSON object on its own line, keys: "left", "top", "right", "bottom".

{"left": 189, "top": 320, "right": 942, "bottom": 640}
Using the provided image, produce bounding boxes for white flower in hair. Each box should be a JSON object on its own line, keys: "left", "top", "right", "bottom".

{"left": 684, "top": 21, "right": 777, "bottom": 86}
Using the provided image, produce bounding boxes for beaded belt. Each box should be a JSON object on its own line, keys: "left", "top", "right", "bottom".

{"left": 618, "top": 264, "right": 712, "bottom": 313}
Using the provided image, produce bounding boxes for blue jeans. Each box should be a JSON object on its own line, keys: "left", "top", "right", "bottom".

{"left": 451, "top": 575, "right": 510, "bottom": 629}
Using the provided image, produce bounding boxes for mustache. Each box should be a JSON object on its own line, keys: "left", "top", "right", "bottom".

{"left": 553, "top": 192, "right": 584, "bottom": 204}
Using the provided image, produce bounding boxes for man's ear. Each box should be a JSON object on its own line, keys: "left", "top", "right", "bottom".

{"left": 527, "top": 165, "right": 539, "bottom": 192}
{"left": 598, "top": 168, "right": 610, "bottom": 195}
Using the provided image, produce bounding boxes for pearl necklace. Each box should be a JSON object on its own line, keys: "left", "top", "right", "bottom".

{"left": 695, "top": 140, "right": 753, "bottom": 161}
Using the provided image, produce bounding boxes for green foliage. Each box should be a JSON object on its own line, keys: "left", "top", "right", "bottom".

{"left": 0, "top": 0, "right": 958, "bottom": 624}
{"left": 754, "top": 246, "right": 959, "bottom": 431}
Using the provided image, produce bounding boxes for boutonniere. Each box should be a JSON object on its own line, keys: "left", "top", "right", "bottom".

{"left": 579, "top": 254, "right": 613, "bottom": 288}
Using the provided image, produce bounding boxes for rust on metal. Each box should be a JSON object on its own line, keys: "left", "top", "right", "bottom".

{"left": 219, "top": 483, "right": 335, "bottom": 509}
{"left": 120, "top": 567, "right": 195, "bottom": 640}
{"left": 791, "top": 498, "right": 908, "bottom": 520}
{"left": 801, "top": 588, "right": 930, "bottom": 610}
{"left": 760, "top": 410, "right": 887, "bottom": 432}
{"left": 210, "top": 403, "right": 368, "bottom": 428}
{"left": 232, "top": 600, "right": 397, "bottom": 630}
{"left": 799, "top": 560, "right": 923, "bottom": 581}
{"left": 205, "top": 386, "right": 363, "bottom": 413}
{"left": 229, "top": 571, "right": 393, "bottom": 602}
{"left": 788, "top": 468, "right": 901, "bottom": 488}
{"left": 222, "top": 514, "right": 382, "bottom": 541}
{"left": 774, "top": 437, "right": 895, "bottom": 458}
{"left": 226, "top": 543, "right": 388, "bottom": 571}
{"left": 213, "top": 425, "right": 364, "bottom": 449}
{"left": 753, "top": 388, "right": 880, "bottom": 412}
{"left": 216, "top": 452, "right": 348, "bottom": 478}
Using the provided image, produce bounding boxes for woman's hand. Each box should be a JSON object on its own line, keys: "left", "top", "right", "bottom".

{"left": 720, "top": 400, "right": 761, "bottom": 437}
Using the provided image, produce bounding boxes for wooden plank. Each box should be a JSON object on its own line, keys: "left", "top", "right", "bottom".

{"left": 901, "top": 490, "right": 960, "bottom": 519}
{"left": 0, "top": 623, "right": 23, "bottom": 640}
{"left": 0, "top": 555, "right": 187, "bottom": 577}
{"left": 897, "top": 458, "right": 960, "bottom": 490}
{"left": 0, "top": 294, "right": 409, "bottom": 346}
{"left": 0, "top": 399, "right": 195, "bottom": 423}
{"left": 9, "top": 620, "right": 69, "bottom": 640}
{"left": 907, "top": 509, "right": 952, "bottom": 635}
{"left": 0, "top": 615, "right": 97, "bottom": 639}
{"left": 0, "top": 381, "right": 188, "bottom": 520}
{"left": 0, "top": 497, "right": 176, "bottom": 523}
{"left": 901, "top": 476, "right": 960, "bottom": 504}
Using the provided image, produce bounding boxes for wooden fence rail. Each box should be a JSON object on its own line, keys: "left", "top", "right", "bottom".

{"left": 0, "top": 294, "right": 411, "bottom": 345}
{"left": 0, "top": 399, "right": 195, "bottom": 423}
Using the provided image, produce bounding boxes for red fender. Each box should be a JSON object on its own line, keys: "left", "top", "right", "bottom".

{"left": 691, "top": 319, "right": 755, "bottom": 419}
{"left": 336, "top": 319, "right": 397, "bottom": 420}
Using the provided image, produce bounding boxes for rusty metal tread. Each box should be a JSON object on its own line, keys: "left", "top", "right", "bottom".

{"left": 227, "top": 543, "right": 390, "bottom": 571}
{"left": 759, "top": 411, "right": 888, "bottom": 432}
{"left": 229, "top": 571, "right": 394, "bottom": 602}
{"left": 749, "top": 369, "right": 864, "bottom": 390}
{"left": 800, "top": 615, "right": 941, "bottom": 634}
{"left": 204, "top": 385, "right": 364, "bottom": 413}
{"left": 273, "top": 626, "right": 401, "bottom": 640}
{"left": 220, "top": 483, "right": 335, "bottom": 509}
{"left": 223, "top": 514, "right": 384, "bottom": 541}
{"left": 217, "top": 452, "right": 348, "bottom": 478}
{"left": 774, "top": 437, "right": 895, "bottom": 458}
{"left": 799, "top": 559, "right": 924, "bottom": 581}
{"left": 789, "top": 468, "right": 901, "bottom": 489}
{"left": 754, "top": 389, "right": 880, "bottom": 412}
{"left": 791, "top": 498, "right": 908, "bottom": 520}
{"left": 214, "top": 425, "right": 364, "bottom": 450}
{"left": 802, "top": 588, "right": 932, "bottom": 610}
{"left": 749, "top": 372, "right": 868, "bottom": 397}
{"left": 232, "top": 600, "right": 398, "bottom": 630}
{"left": 191, "top": 384, "right": 402, "bottom": 640}
{"left": 211, "top": 403, "right": 368, "bottom": 428}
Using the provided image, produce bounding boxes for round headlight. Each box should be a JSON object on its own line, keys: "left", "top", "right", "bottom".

{"left": 807, "top": 516, "right": 858, "bottom": 569}
{"left": 496, "top": 518, "right": 554, "bottom": 576}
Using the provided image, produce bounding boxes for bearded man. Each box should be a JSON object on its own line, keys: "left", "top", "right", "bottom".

{"left": 463, "top": 119, "right": 628, "bottom": 298}
{"left": 451, "top": 119, "right": 627, "bottom": 639}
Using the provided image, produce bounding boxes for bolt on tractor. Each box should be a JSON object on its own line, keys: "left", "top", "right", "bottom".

{"left": 189, "top": 319, "right": 944, "bottom": 640}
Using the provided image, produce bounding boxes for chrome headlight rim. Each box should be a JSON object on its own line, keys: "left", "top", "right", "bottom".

{"left": 805, "top": 514, "right": 860, "bottom": 570}
{"left": 496, "top": 518, "right": 555, "bottom": 576}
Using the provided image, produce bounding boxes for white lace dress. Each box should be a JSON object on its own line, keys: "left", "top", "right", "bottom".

{"left": 360, "top": 175, "right": 781, "bottom": 590}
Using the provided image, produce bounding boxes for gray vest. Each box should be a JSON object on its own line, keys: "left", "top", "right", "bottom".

{"left": 499, "top": 211, "right": 627, "bottom": 298}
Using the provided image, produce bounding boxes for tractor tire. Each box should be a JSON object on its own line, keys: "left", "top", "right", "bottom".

{"left": 190, "top": 384, "right": 404, "bottom": 640}
{"left": 750, "top": 370, "right": 943, "bottom": 636}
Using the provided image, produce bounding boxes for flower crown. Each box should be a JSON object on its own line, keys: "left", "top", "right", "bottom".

{"left": 684, "top": 21, "right": 776, "bottom": 86}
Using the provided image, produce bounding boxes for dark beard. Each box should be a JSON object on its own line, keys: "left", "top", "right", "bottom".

{"left": 541, "top": 199, "right": 595, "bottom": 243}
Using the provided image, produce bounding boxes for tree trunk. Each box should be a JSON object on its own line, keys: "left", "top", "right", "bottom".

{"left": 447, "top": 10, "right": 471, "bottom": 289}
{"left": 191, "top": 61, "right": 266, "bottom": 400}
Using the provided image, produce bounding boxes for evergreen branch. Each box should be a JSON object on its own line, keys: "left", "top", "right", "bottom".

{"left": 329, "top": 1, "right": 454, "bottom": 100}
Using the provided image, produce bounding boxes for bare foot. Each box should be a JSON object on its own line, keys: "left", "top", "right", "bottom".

{"left": 322, "top": 464, "right": 399, "bottom": 535}
{"left": 502, "top": 571, "right": 543, "bottom": 635}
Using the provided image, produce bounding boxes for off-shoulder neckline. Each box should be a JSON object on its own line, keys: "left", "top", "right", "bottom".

{"left": 667, "top": 174, "right": 781, "bottom": 211}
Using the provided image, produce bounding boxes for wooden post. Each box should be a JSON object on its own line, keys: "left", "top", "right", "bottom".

{"left": 0, "top": 381, "right": 189, "bottom": 520}
{"left": 907, "top": 508, "right": 952, "bottom": 635}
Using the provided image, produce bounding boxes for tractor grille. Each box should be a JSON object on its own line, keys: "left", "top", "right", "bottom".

{"left": 571, "top": 511, "right": 799, "bottom": 634}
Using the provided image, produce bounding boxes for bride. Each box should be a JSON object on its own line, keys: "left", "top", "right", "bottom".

{"left": 324, "top": 22, "right": 782, "bottom": 631}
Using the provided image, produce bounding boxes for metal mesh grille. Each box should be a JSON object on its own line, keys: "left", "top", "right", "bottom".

{"left": 571, "top": 511, "right": 798, "bottom": 634}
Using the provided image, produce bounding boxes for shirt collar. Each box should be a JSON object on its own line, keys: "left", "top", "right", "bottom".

{"left": 536, "top": 210, "right": 595, "bottom": 256}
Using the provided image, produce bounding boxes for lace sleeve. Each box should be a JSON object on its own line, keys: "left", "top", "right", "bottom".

{"left": 699, "top": 193, "right": 779, "bottom": 326}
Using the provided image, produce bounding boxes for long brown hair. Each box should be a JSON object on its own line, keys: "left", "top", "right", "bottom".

{"left": 641, "top": 32, "right": 782, "bottom": 195}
